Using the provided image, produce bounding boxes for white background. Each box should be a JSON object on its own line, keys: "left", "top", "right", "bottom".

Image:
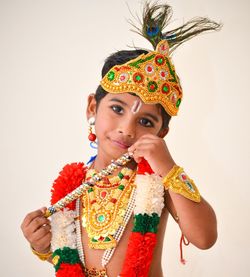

{"left": 1, "top": 0, "right": 250, "bottom": 276}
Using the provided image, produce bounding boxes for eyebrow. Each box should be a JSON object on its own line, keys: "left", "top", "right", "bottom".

{"left": 143, "top": 112, "right": 159, "bottom": 123}
{"left": 109, "top": 98, "right": 128, "bottom": 106}
{"left": 109, "top": 97, "right": 159, "bottom": 123}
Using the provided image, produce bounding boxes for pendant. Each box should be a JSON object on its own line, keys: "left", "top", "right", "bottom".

{"left": 82, "top": 167, "right": 135, "bottom": 250}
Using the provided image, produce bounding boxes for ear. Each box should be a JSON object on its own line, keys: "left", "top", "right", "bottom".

{"left": 158, "top": 127, "right": 169, "bottom": 139}
{"left": 86, "top": 93, "right": 97, "bottom": 120}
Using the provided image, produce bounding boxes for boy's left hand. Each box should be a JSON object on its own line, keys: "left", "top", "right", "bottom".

{"left": 128, "top": 134, "right": 176, "bottom": 177}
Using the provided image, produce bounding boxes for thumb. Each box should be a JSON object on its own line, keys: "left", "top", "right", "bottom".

{"left": 39, "top": 207, "right": 47, "bottom": 214}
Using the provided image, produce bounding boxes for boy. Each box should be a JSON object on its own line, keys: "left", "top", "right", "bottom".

{"left": 21, "top": 2, "right": 221, "bottom": 276}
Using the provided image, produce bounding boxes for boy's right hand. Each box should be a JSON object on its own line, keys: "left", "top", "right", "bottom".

{"left": 21, "top": 207, "right": 52, "bottom": 253}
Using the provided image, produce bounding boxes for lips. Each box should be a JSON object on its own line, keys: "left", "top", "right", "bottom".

{"left": 111, "top": 139, "right": 131, "bottom": 149}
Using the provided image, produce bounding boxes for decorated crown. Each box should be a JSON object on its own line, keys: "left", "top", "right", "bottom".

{"left": 100, "top": 2, "right": 221, "bottom": 117}
{"left": 100, "top": 40, "right": 182, "bottom": 116}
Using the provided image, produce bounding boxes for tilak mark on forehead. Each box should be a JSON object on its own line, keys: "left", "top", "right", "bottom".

{"left": 131, "top": 99, "right": 142, "bottom": 114}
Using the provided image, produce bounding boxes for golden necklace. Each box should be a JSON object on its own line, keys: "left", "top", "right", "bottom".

{"left": 81, "top": 167, "right": 135, "bottom": 249}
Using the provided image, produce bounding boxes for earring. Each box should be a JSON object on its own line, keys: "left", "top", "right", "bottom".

{"left": 87, "top": 117, "right": 97, "bottom": 165}
{"left": 88, "top": 117, "right": 96, "bottom": 142}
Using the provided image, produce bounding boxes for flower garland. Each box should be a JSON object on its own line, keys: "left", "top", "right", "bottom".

{"left": 50, "top": 162, "right": 87, "bottom": 276}
{"left": 120, "top": 159, "right": 164, "bottom": 277}
{"left": 50, "top": 162, "right": 87, "bottom": 211}
{"left": 50, "top": 159, "right": 165, "bottom": 276}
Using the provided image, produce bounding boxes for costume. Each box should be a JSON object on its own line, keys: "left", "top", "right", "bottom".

{"left": 49, "top": 156, "right": 201, "bottom": 276}
{"left": 36, "top": 2, "right": 221, "bottom": 276}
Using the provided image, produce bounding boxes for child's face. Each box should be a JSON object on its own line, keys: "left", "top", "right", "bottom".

{"left": 87, "top": 93, "right": 168, "bottom": 159}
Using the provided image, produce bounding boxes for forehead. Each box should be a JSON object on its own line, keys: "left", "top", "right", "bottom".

{"left": 103, "top": 93, "right": 162, "bottom": 115}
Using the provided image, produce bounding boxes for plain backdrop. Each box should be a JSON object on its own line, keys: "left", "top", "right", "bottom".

{"left": 1, "top": 0, "right": 250, "bottom": 276}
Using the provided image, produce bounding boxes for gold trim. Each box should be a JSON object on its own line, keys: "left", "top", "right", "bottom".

{"left": 84, "top": 267, "right": 108, "bottom": 277}
{"left": 163, "top": 165, "right": 201, "bottom": 203}
{"left": 31, "top": 246, "right": 52, "bottom": 261}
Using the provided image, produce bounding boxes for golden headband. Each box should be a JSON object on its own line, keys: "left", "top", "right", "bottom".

{"left": 100, "top": 40, "right": 182, "bottom": 116}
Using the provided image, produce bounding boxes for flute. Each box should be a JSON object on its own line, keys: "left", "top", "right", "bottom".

{"left": 44, "top": 152, "right": 133, "bottom": 218}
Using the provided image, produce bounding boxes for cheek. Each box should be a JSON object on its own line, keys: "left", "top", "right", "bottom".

{"left": 134, "top": 124, "right": 161, "bottom": 140}
{"left": 138, "top": 128, "right": 160, "bottom": 138}
{"left": 94, "top": 113, "right": 116, "bottom": 137}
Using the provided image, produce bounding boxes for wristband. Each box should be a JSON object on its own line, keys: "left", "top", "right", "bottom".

{"left": 31, "top": 246, "right": 52, "bottom": 261}
{"left": 162, "top": 165, "right": 201, "bottom": 203}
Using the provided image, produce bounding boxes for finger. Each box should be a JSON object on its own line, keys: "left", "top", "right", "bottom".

{"left": 34, "top": 224, "right": 51, "bottom": 240}
{"left": 29, "top": 224, "right": 51, "bottom": 245}
{"left": 132, "top": 143, "right": 157, "bottom": 155}
{"left": 133, "top": 155, "right": 142, "bottom": 164}
{"left": 129, "top": 141, "right": 150, "bottom": 153}
{"left": 31, "top": 232, "right": 52, "bottom": 252}
{"left": 39, "top": 207, "right": 47, "bottom": 214}
{"left": 38, "top": 231, "right": 52, "bottom": 246}
{"left": 21, "top": 208, "right": 47, "bottom": 230}
{"left": 28, "top": 216, "right": 51, "bottom": 234}
{"left": 132, "top": 145, "right": 157, "bottom": 162}
{"left": 21, "top": 211, "right": 51, "bottom": 243}
{"left": 137, "top": 133, "right": 159, "bottom": 140}
{"left": 129, "top": 137, "right": 161, "bottom": 152}
{"left": 23, "top": 217, "right": 50, "bottom": 241}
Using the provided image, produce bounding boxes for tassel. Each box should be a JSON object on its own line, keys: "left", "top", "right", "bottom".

{"left": 180, "top": 234, "right": 190, "bottom": 265}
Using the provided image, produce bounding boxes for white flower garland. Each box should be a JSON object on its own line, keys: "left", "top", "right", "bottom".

{"left": 134, "top": 173, "right": 164, "bottom": 216}
{"left": 51, "top": 209, "right": 77, "bottom": 252}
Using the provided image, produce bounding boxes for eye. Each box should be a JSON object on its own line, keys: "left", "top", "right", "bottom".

{"left": 111, "top": 105, "right": 124, "bottom": 114}
{"left": 139, "top": 118, "right": 154, "bottom": 127}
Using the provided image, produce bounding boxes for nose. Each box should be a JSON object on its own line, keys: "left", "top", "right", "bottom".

{"left": 117, "top": 120, "right": 136, "bottom": 138}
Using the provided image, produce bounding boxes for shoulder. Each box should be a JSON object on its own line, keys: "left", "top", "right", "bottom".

{"left": 50, "top": 162, "right": 88, "bottom": 210}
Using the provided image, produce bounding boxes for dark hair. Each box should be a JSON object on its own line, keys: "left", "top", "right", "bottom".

{"left": 94, "top": 49, "right": 171, "bottom": 129}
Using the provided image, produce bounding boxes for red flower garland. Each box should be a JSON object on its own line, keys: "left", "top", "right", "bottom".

{"left": 120, "top": 232, "right": 157, "bottom": 276}
{"left": 136, "top": 158, "right": 154, "bottom": 175}
{"left": 50, "top": 162, "right": 87, "bottom": 210}
{"left": 56, "top": 263, "right": 85, "bottom": 277}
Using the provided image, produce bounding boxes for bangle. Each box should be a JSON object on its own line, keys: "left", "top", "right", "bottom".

{"left": 162, "top": 165, "right": 201, "bottom": 203}
{"left": 31, "top": 246, "right": 52, "bottom": 261}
